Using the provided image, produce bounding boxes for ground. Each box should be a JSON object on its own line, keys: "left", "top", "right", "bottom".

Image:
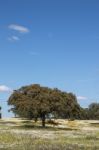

{"left": 0, "top": 118, "right": 99, "bottom": 150}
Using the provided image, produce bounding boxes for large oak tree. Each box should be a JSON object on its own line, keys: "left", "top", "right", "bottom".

{"left": 8, "top": 84, "right": 81, "bottom": 127}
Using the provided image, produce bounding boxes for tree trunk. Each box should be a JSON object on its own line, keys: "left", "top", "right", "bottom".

{"left": 34, "top": 117, "right": 38, "bottom": 123}
{"left": 0, "top": 113, "right": 1, "bottom": 119}
{"left": 41, "top": 113, "right": 46, "bottom": 127}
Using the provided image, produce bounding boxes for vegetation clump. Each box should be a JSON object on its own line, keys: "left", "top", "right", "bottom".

{"left": 8, "top": 84, "right": 81, "bottom": 127}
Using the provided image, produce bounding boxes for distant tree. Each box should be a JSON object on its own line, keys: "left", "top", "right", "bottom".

{"left": 8, "top": 84, "right": 81, "bottom": 127}
{"left": 0, "top": 106, "right": 2, "bottom": 119}
{"left": 88, "top": 103, "right": 99, "bottom": 120}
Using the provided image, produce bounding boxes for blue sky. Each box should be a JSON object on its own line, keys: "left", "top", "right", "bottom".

{"left": 0, "top": 0, "right": 99, "bottom": 117}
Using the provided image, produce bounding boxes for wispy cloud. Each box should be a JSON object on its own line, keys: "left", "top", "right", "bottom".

{"left": 0, "top": 85, "right": 12, "bottom": 93}
{"left": 77, "top": 96, "right": 88, "bottom": 100}
{"left": 8, "top": 36, "right": 20, "bottom": 42}
{"left": 8, "top": 24, "right": 30, "bottom": 33}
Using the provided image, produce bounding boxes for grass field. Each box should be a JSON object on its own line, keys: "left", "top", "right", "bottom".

{"left": 0, "top": 118, "right": 99, "bottom": 150}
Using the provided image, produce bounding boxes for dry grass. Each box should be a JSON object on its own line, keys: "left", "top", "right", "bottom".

{"left": 0, "top": 118, "right": 99, "bottom": 150}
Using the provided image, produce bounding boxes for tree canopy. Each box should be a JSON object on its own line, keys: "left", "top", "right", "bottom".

{"left": 0, "top": 106, "right": 2, "bottom": 119}
{"left": 88, "top": 103, "right": 99, "bottom": 120}
{"left": 8, "top": 84, "right": 81, "bottom": 127}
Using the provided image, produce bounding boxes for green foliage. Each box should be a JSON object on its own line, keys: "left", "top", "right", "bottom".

{"left": 88, "top": 103, "right": 99, "bottom": 120}
{"left": 80, "top": 103, "right": 99, "bottom": 120}
{"left": 8, "top": 84, "right": 82, "bottom": 126}
{"left": 0, "top": 106, "right": 2, "bottom": 119}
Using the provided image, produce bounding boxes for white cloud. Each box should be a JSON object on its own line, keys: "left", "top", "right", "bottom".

{"left": 0, "top": 85, "right": 12, "bottom": 93}
{"left": 8, "top": 24, "right": 29, "bottom": 33}
{"left": 77, "top": 96, "right": 88, "bottom": 100}
{"left": 8, "top": 36, "right": 20, "bottom": 42}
